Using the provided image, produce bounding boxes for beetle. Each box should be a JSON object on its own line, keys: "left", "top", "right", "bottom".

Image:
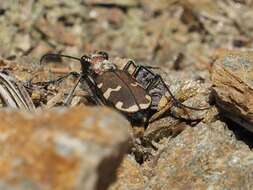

{"left": 39, "top": 51, "right": 209, "bottom": 125}
{"left": 40, "top": 51, "right": 153, "bottom": 124}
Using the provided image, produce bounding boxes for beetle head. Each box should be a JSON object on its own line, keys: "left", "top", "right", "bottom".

{"left": 80, "top": 55, "right": 92, "bottom": 73}
{"left": 87, "top": 51, "right": 117, "bottom": 75}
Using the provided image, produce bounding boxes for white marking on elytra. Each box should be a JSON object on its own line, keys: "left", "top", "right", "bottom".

{"left": 139, "top": 95, "right": 152, "bottom": 109}
{"left": 139, "top": 103, "right": 150, "bottom": 109}
{"left": 115, "top": 101, "right": 139, "bottom": 112}
{"left": 145, "top": 95, "right": 152, "bottom": 102}
{"left": 97, "top": 83, "right": 103, "bottom": 88}
{"left": 103, "top": 85, "right": 121, "bottom": 99}
{"left": 131, "top": 82, "right": 140, "bottom": 87}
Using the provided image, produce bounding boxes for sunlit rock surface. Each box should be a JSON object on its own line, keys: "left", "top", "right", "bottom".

{"left": 212, "top": 51, "right": 253, "bottom": 132}
{"left": 0, "top": 106, "right": 130, "bottom": 190}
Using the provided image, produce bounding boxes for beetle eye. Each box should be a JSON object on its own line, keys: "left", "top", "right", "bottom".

{"left": 97, "top": 51, "right": 109, "bottom": 60}
{"left": 81, "top": 55, "right": 91, "bottom": 63}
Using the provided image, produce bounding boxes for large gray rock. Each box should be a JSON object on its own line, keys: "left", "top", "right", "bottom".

{"left": 143, "top": 121, "right": 253, "bottom": 190}
{"left": 211, "top": 51, "right": 253, "bottom": 132}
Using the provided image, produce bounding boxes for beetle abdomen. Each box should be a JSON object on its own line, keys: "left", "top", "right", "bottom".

{"left": 95, "top": 70, "right": 151, "bottom": 113}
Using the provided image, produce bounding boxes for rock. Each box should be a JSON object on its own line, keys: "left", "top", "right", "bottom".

{"left": 109, "top": 155, "right": 145, "bottom": 190}
{"left": 144, "top": 116, "right": 185, "bottom": 143}
{"left": 84, "top": 0, "right": 139, "bottom": 7}
{"left": 169, "top": 80, "right": 211, "bottom": 121}
{"left": 144, "top": 121, "right": 253, "bottom": 189}
{"left": 211, "top": 51, "right": 253, "bottom": 132}
{"left": 149, "top": 79, "right": 211, "bottom": 122}
{"left": 34, "top": 17, "right": 80, "bottom": 46}
{"left": 0, "top": 106, "right": 130, "bottom": 190}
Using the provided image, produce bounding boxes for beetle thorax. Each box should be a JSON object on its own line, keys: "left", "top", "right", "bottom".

{"left": 91, "top": 58, "right": 117, "bottom": 74}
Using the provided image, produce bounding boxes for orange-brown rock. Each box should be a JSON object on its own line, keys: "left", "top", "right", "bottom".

{"left": 109, "top": 155, "right": 145, "bottom": 190}
{"left": 0, "top": 106, "right": 130, "bottom": 190}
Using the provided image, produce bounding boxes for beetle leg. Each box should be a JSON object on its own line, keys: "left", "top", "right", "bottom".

{"left": 124, "top": 60, "right": 159, "bottom": 73}
{"left": 153, "top": 75, "right": 210, "bottom": 111}
{"left": 29, "top": 71, "right": 80, "bottom": 87}
{"left": 90, "top": 83, "right": 106, "bottom": 105}
{"left": 63, "top": 75, "right": 82, "bottom": 106}
{"left": 123, "top": 60, "right": 138, "bottom": 76}
{"left": 149, "top": 100, "right": 173, "bottom": 122}
{"left": 132, "top": 65, "right": 141, "bottom": 77}
{"left": 51, "top": 71, "right": 80, "bottom": 84}
{"left": 132, "top": 65, "right": 159, "bottom": 77}
{"left": 81, "top": 74, "right": 107, "bottom": 106}
{"left": 62, "top": 74, "right": 105, "bottom": 107}
{"left": 146, "top": 74, "right": 160, "bottom": 91}
{"left": 123, "top": 60, "right": 157, "bottom": 77}
{"left": 89, "top": 94, "right": 104, "bottom": 105}
{"left": 144, "top": 66, "right": 160, "bottom": 69}
{"left": 123, "top": 60, "right": 137, "bottom": 71}
{"left": 133, "top": 65, "right": 156, "bottom": 80}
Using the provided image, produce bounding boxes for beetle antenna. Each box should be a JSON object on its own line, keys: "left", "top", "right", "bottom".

{"left": 40, "top": 53, "right": 81, "bottom": 65}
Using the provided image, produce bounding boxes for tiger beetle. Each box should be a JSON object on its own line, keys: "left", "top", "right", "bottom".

{"left": 39, "top": 51, "right": 209, "bottom": 125}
